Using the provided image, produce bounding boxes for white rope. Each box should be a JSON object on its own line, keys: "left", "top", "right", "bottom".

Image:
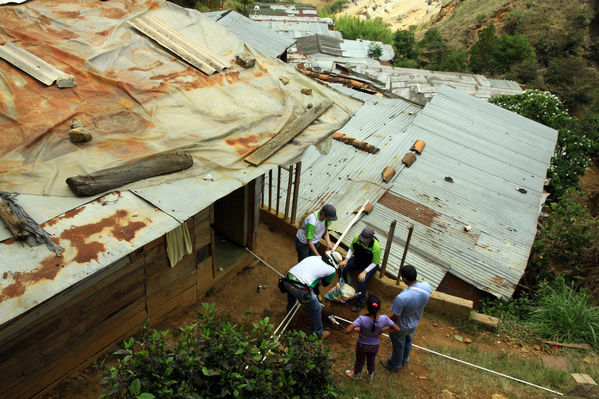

{"left": 330, "top": 315, "right": 563, "bottom": 396}
{"left": 245, "top": 247, "right": 284, "bottom": 277}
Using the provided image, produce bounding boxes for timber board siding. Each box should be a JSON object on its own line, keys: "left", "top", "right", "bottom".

{"left": 0, "top": 204, "right": 219, "bottom": 399}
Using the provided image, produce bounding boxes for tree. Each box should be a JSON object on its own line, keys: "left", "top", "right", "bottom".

{"left": 367, "top": 43, "right": 383, "bottom": 60}
{"left": 393, "top": 30, "right": 418, "bottom": 61}
{"left": 418, "top": 28, "right": 448, "bottom": 70}
{"left": 468, "top": 24, "right": 501, "bottom": 73}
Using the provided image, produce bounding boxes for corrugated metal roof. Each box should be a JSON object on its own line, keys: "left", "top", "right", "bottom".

{"left": 295, "top": 35, "right": 394, "bottom": 61}
{"left": 0, "top": 0, "right": 361, "bottom": 326}
{"left": 250, "top": 16, "right": 337, "bottom": 39}
{"left": 273, "top": 85, "right": 557, "bottom": 300}
{"left": 337, "top": 63, "right": 524, "bottom": 104}
{"left": 204, "top": 10, "right": 295, "bottom": 58}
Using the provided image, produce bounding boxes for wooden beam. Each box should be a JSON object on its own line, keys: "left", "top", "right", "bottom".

{"left": 0, "top": 198, "right": 26, "bottom": 240}
{"left": 544, "top": 340, "right": 592, "bottom": 350}
{"left": 244, "top": 99, "right": 334, "bottom": 166}
{"left": 66, "top": 152, "right": 193, "bottom": 196}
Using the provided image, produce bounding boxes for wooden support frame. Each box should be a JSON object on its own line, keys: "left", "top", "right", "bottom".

{"left": 379, "top": 220, "right": 396, "bottom": 278}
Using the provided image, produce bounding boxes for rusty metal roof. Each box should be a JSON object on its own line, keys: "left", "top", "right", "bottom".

{"left": 0, "top": 0, "right": 361, "bottom": 326}
{"left": 276, "top": 85, "right": 557, "bottom": 300}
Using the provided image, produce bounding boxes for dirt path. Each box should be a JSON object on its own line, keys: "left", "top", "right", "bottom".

{"left": 43, "top": 222, "right": 563, "bottom": 399}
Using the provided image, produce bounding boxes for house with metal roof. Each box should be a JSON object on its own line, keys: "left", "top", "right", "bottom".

{"left": 291, "top": 34, "right": 394, "bottom": 71}
{"left": 204, "top": 10, "right": 296, "bottom": 59}
{"left": 274, "top": 84, "right": 557, "bottom": 303}
{"left": 0, "top": 0, "right": 360, "bottom": 397}
{"left": 334, "top": 62, "right": 525, "bottom": 104}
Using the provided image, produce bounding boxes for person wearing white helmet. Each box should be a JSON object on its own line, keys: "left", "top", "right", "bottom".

{"left": 281, "top": 250, "right": 343, "bottom": 339}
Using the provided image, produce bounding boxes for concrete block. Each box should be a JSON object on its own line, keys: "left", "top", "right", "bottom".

{"left": 571, "top": 373, "right": 597, "bottom": 385}
{"left": 469, "top": 311, "right": 499, "bottom": 331}
{"left": 427, "top": 291, "right": 473, "bottom": 318}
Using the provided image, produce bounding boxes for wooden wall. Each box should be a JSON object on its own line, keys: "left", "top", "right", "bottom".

{"left": 0, "top": 205, "right": 217, "bottom": 399}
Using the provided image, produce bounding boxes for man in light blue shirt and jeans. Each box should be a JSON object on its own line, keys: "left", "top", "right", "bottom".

{"left": 381, "top": 264, "right": 432, "bottom": 371}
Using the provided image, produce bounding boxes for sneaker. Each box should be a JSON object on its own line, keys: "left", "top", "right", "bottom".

{"left": 345, "top": 370, "right": 360, "bottom": 380}
{"left": 320, "top": 330, "right": 330, "bottom": 339}
{"left": 367, "top": 372, "right": 374, "bottom": 381}
{"left": 351, "top": 303, "right": 364, "bottom": 312}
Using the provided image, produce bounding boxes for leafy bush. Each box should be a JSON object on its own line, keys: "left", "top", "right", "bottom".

{"left": 100, "top": 304, "right": 337, "bottom": 399}
{"left": 532, "top": 189, "right": 598, "bottom": 271}
{"left": 393, "top": 30, "right": 418, "bottom": 61}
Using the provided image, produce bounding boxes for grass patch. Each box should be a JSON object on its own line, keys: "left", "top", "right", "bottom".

{"left": 422, "top": 344, "right": 572, "bottom": 398}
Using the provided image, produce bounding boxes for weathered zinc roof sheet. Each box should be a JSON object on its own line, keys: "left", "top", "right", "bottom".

{"left": 0, "top": 0, "right": 360, "bottom": 326}
{"left": 295, "top": 35, "right": 394, "bottom": 61}
{"left": 204, "top": 10, "right": 295, "bottom": 58}
{"left": 276, "top": 85, "right": 557, "bottom": 300}
{"left": 250, "top": 15, "right": 337, "bottom": 39}
{"left": 336, "top": 63, "right": 524, "bottom": 104}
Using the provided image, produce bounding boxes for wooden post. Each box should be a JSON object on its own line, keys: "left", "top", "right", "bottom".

{"left": 290, "top": 161, "right": 301, "bottom": 224}
{"left": 276, "top": 166, "right": 281, "bottom": 216}
{"left": 284, "top": 164, "right": 293, "bottom": 221}
{"left": 379, "top": 220, "right": 396, "bottom": 278}
{"left": 268, "top": 169, "right": 272, "bottom": 211}
{"left": 397, "top": 223, "right": 414, "bottom": 285}
{"left": 261, "top": 173, "right": 265, "bottom": 208}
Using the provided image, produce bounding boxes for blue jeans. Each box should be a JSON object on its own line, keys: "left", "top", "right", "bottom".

{"left": 284, "top": 281, "right": 323, "bottom": 337}
{"left": 340, "top": 257, "right": 379, "bottom": 306}
{"left": 387, "top": 328, "right": 416, "bottom": 370}
{"left": 295, "top": 237, "right": 319, "bottom": 263}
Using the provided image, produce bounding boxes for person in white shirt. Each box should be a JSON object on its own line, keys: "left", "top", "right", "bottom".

{"left": 295, "top": 204, "right": 337, "bottom": 262}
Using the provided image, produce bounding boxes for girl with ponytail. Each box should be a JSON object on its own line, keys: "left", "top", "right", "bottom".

{"left": 344, "top": 294, "right": 400, "bottom": 380}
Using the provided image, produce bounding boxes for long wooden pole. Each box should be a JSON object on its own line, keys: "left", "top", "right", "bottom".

{"left": 268, "top": 169, "right": 272, "bottom": 211}
{"left": 397, "top": 223, "right": 414, "bottom": 285}
{"left": 379, "top": 219, "right": 396, "bottom": 278}
{"left": 276, "top": 166, "right": 281, "bottom": 216}
{"left": 332, "top": 200, "right": 369, "bottom": 252}
{"left": 284, "top": 164, "right": 293, "bottom": 221}
{"left": 290, "top": 161, "right": 301, "bottom": 224}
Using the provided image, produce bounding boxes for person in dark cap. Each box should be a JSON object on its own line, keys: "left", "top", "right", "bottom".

{"left": 338, "top": 226, "right": 381, "bottom": 312}
{"left": 295, "top": 204, "right": 337, "bottom": 263}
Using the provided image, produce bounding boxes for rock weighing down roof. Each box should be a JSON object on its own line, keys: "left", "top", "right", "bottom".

{"left": 0, "top": 0, "right": 360, "bottom": 325}
{"left": 279, "top": 85, "right": 557, "bottom": 300}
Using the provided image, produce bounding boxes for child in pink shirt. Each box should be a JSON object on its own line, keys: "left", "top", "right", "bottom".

{"left": 344, "top": 295, "right": 400, "bottom": 380}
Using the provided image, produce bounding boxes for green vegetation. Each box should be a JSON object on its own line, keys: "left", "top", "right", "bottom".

{"left": 367, "top": 43, "right": 383, "bottom": 60}
{"left": 482, "top": 276, "right": 599, "bottom": 351}
{"left": 424, "top": 344, "right": 571, "bottom": 398}
{"left": 331, "top": 15, "right": 394, "bottom": 44}
{"left": 100, "top": 304, "right": 336, "bottom": 399}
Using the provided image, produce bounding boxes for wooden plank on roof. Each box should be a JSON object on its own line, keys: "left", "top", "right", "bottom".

{"left": 128, "top": 15, "right": 230, "bottom": 75}
{"left": 244, "top": 99, "right": 334, "bottom": 166}
{"left": 0, "top": 41, "right": 76, "bottom": 87}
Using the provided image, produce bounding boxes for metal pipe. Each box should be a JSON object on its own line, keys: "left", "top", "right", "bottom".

{"left": 379, "top": 219, "right": 396, "bottom": 278}
{"left": 397, "top": 223, "right": 414, "bottom": 285}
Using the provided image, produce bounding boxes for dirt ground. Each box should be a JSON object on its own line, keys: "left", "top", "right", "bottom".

{"left": 42, "top": 221, "right": 574, "bottom": 399}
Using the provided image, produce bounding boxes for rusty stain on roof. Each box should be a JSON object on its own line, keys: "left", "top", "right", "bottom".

{"left": 226, "top": 135, "right": 260, "bottom": 156}
{"left": 378, "top": 191, "right": 439, "bottom": 227}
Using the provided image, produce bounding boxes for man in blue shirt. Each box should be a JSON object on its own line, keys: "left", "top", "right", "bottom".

{"left": 381, "top": 264, "right": 431, "bottom": 371}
